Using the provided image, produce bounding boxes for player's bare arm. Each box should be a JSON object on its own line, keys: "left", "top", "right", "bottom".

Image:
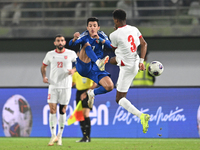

{"left": 110, "top": 47, "right": 117, "bottom": 65}
{"left": 41, "top": 64, "right": 49, "bottom": 83}
{"left": 139, "top": 36, "right": 147, "bottom": 71}
{"left": 110, "top": 56, "right": 117, "bottom": 65}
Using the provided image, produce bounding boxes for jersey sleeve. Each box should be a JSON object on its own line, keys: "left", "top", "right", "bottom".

{"left": 99, "top": 31, "right": 109, "bottom": 40}
{"left": 71, "top": 51, "right": 77, "bottom": 62}
{"left": 99, "top": 31, "right": 112, "bottom": 49}
{"left": 69, "top": 38, "right": 83, "bottom": 46}
{"left": 109, "top": 32, "right": 118, "bottom": 48}
{"left": 136, "top": 27, "right": 142, "bottom": 38}
{"left": 42, "top": 52, "right": 50, "bottom": 66}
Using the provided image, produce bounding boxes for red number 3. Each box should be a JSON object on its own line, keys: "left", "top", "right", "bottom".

{"left": 128, "top": 35, "right": 136, "bottom": 52}
{"left": 57, "top": 62, "right": 63, "bottom": 68}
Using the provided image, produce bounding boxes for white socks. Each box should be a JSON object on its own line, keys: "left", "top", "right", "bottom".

{"left": 57, "top": 114, "right": 66, "bottom": 138}
{"left": 49, "top": 113, "right": 66, "bottom": 138}
{"left": 49, "top": 113, "right": 57, "bottom": 137}
{"left": 118, "top": 97, "right": 142, "bottom": 118}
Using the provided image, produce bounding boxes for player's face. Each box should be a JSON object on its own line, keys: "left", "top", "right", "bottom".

{"left": 87, "top": 21, "right": 100, "bottom": 37}
{"left": 54, "top": 37, "right": 66, "bottom": 51}
{"left": 113, "top": 18, "right": 119, "bottom": 29}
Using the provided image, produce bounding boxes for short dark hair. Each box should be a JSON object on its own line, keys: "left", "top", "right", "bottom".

{"left": 55, "top": 34, "right": 64, "bottom": 40}
{"left": 87, "top": 17, "right": 100, "bottom": 26}
{"left": 112, "top": 9, "right": 126, "bottom": 21}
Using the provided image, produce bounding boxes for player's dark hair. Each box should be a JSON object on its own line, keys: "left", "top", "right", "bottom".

{"left": 55, "top": 34, "right": 64, "bottom": 40}
{"left": 87, "top": 17, "right": 100, "bottom": 26}
{"left": 112, "top": 9, "right": 126, "bottom": 21}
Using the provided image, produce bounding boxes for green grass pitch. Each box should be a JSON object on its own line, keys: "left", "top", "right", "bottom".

{"left": 0, "top": 137, "right": 199, "bottom": 150}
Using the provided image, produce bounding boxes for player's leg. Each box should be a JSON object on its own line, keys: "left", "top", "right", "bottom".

{"left": 83, "top": 108, "right": 91, "bottom": 142}
{"left": 87, "top": 76, "right": 114, "bottom": 108}
{"left": 76, "top": 90, "right": 87, "bottom": 142}
{"left": 56, "top": 88, "right": 71, "bottom": 145}
{"left": 77, "top": 90, "right": 91, "bottom": 142}
{"left": 81, "top": 42, "right": 109, "bottom": 71}
{"left": 57, "top": 104, "right": 67, "bottom": 146}
{"left": 47, "top": 87, "right": 58, "bottom": 146}
{"left": 78, "top": 43, "right": 91, "bottom": 64}
{"left": 116, "top": 65, "right": 150, "bottom": 133}
{"left": 48, "top": 103, "right": 58, "bottom": 146}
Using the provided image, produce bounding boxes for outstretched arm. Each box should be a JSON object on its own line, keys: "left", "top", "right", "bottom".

{"left": 69, "top": 32, "right": 82, "bottom": 46}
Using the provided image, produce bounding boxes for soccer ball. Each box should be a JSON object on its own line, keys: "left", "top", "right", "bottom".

{"left": 148, "top": 61, "right": 164, "bottom": 76}
{"left": 2, "top": 94, "right": 32, "bottom": 137}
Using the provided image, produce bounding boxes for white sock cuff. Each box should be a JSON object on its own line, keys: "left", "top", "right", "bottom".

{"left": 118, "top": 97, "right": 131, "bottom": 107}
{"left": 59, "top": 114, "right": 66, "bottom": 125}
{"left": 118, "top": 97, "right": 142, "bottom": 117}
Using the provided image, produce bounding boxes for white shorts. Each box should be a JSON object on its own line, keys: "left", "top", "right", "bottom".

{"left": 116, "top": 60, "right": 139, "bottom": 92}
{"left": 47, "top": 87, "right": 71, "bottom": 105}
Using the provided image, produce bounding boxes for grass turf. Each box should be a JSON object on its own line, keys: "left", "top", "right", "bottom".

{"left": 0, "top": 138, "right": 199, "bottom": 150}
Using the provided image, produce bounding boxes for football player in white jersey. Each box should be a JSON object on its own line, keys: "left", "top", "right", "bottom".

{"left": 41, "top": 34, "right": 77, "bottom": 146}
{"left": 109, "top": 9, "right": 150, "bottom": 133}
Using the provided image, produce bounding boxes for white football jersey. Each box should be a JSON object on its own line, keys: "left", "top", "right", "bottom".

{"left": 109, "top": 25, "right": 142, "bottom": 66}
{"left": 43, "top": 49, "right": 77, "bottom": 88}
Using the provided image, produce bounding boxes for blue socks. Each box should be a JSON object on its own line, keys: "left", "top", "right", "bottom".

{"left": 94, "top": 86, "right": 108, "bottom": 95}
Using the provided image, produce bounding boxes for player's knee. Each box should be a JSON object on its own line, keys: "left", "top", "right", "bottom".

{"left": 83, "top": 42, "right": 90, "bottom": 48}
{"left": 50, "top": 106, "right": 56, "bottom": 114}
{"left": 105, "top": 83, "right": 114, "bottom": 92}
{"left": 50, "top": 109, "right": 56, "bottom": 114}
{"left": 59, "top": 104, "right": 66, "bottom": 114}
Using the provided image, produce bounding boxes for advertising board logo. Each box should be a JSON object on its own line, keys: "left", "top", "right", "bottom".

{"left": 113, "top": 106, "right": 186, "bottom": 125}
{"left": 43, "top": 100, "right": 109, "bottom": 126}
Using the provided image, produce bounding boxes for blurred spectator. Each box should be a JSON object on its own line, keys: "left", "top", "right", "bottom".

{"left": 1, "top": 2, "right": 22, "bottom": 26}
{"left": 188, "top": 1, "right": 200, "bottom": 25}
{"left": 131, "top": 52, "right": 155, "bottom": 86}
{"left": 116, "top": 0, "right": 139, "bottom": 24}
{"left": 137, "top": 0, "right": 162, "bottom": 16}
{"left": 74, "top": 2, "right": 95, "bottom": 25}
{"left": 22, "top": 2, "right": 42, "bottom": 26}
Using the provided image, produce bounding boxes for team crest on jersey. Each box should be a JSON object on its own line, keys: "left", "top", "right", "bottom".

{"left": 64, "top": 56, "right": 67, "bottom": 59}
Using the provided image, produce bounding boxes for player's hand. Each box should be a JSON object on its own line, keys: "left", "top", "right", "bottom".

{"left": 68, "top": 69, "right": 75, "bottom": 75}
{"left": 80, "top": 92, "right": 87, "bottom": 100}
{"left": 139, "top": 63, "right": 146, "bottom": 71}
{"left": 93, "top": 34, "right": 99, "bottom": 40}
{"left": 43, "top": 77, "right": 49, "bottom": 83}
{"left": 73, "top": 32, "right": 80, "bottom": 42}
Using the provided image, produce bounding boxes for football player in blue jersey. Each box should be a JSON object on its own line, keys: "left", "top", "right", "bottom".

{"left": 69, "top": 17, "right": 114, "bottom": 108}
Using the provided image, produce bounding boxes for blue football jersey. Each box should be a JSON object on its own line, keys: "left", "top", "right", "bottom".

{"left": 69, "top": 30, "right": 111, "bottom": 59}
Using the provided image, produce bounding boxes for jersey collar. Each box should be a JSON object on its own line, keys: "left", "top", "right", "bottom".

{"left": 55, "top": 49, "right": 65, "bottom": 53}
{"left": 118, "top": 25, "right": 127, "bottom": 28}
